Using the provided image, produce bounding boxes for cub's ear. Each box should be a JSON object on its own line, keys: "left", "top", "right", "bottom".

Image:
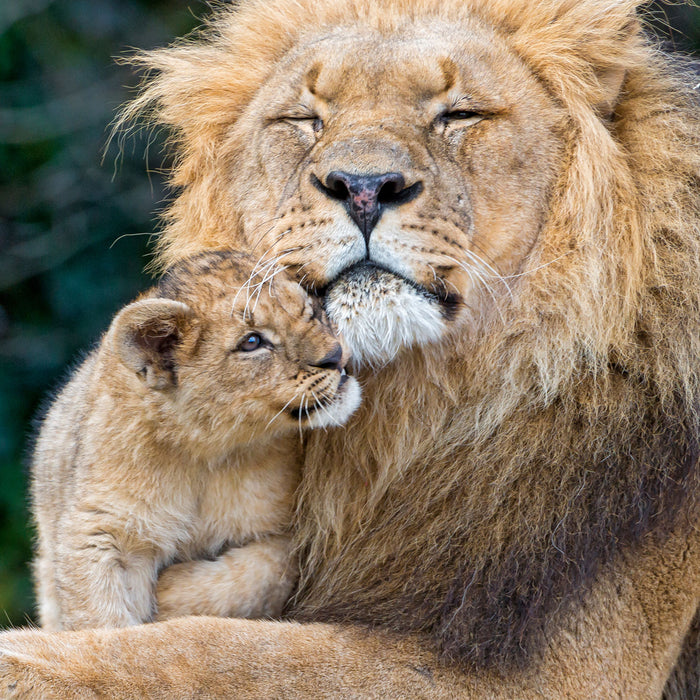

{"left": 108, "top": 299, "right": 195, "bottom": 390}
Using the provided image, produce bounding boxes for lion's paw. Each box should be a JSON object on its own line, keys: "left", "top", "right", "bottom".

{"left": 0, "top": 633, "right": 90, "bottom": 700}
{"left": 0, "top": 650, "right": 34, "bottom": 699}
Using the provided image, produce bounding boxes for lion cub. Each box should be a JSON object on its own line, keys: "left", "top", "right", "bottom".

{"left": 31, "top": 250, "right": 360, "bottom": 631}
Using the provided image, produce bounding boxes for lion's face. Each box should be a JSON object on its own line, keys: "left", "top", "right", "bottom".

{"left": 227, "top": 21, "right": 564, "bottom": 366}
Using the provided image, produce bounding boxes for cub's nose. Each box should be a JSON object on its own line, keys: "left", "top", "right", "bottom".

{"left": 311, "top": 343, "right": 344, "bottom": 371}
{"left": 313, "top": 171, "right": 422, "bottom": 242}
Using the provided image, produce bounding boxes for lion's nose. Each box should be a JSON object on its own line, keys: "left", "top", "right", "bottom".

{"left": 313, "top": 171, "right": 422, "bottom": 243}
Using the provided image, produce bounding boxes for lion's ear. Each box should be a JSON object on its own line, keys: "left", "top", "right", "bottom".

{"left": 595, "top": 64, "right": 627, "bottom": 119}
{"left": 592, "top": 17, "right": 642, "bottom": 119}
{"left": 501, "top": 0, "right": 644, "bottom": 118}
{"left": 109, "top": 299, "right": 196, "bottom": 390}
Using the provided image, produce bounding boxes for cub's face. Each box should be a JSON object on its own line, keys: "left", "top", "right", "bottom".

{"left": 224, "top": 21, "right": 565, "bottom": 366}
{"left": 111, "top": 253, "right": 361, "bottom": 458}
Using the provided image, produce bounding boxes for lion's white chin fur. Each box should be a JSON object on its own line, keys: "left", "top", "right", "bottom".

{"left": 324, "top": 265, "right": 446, "bottom": 368}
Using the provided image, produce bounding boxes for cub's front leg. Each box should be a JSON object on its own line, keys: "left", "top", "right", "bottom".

{"left": 156, "top": 534, "right": 296, "bottom": 621}
{"left": 52, "top": 517, "right": 158, "bottom": 630}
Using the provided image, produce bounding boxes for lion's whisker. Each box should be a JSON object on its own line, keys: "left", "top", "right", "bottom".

{"left": 443, "top": 277, "right": 462, "bottom": 297}
{"left": 497, "top": 252, "right": 574, "bottom": 280}
{"left": 442, "top": 254, "right": 506, "bottom": 324}
{"left": 304, "top": 395, "right": 313, "bottom": 429}
{"left": 252, "top": 226, "right": 294, "bottom": 258}
{"left": 251, "top": 265, "right": 290, "bottom": 314}
{"left": 469, "top": 239, "right": 500, "bottom": 268}
{"left": 438, "top": 224, "right": 512, "bottom": 299}
{"left": 297, "top": 393, "right": 306, "bottom": 441}
{"left": 248, "top": 216, "right": 286, "bottom": 252}
{"left": 463, "top": 248, "right": 513, "bottom": 300}
{"left": 248, "top": 240, "right": 315, "bottom": 300}
{"left": 242, "top": 248, "right": 304, "bottom": 319}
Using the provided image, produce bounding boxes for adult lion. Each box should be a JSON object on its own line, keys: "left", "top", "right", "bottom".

{"left": 2, "top": 0, "right": 700, "bottom": 697}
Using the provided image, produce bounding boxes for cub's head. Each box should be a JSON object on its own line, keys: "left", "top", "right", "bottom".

{"left": 108, "top": 250, "right": 361, "bottom": 458}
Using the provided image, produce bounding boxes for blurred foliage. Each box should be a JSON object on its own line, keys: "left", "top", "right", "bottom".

{"left": 0, "top": 1, "right": 698, "bottom": 630}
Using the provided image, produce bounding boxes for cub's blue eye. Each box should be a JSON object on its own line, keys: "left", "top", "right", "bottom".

{"left": 238, "top": 333, "right": 264, "bottom": 352}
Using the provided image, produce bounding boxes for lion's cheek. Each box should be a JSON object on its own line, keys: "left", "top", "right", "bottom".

{"left": 451, "top": 120, "right": 563, "bottom": 278}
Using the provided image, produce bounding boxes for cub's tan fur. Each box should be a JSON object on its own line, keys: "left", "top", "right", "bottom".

{"left": 31, "top": 250, "right": 360, "bottom": 631}
{"left": 2, "top": 0, "right": 700, "bottom": 697}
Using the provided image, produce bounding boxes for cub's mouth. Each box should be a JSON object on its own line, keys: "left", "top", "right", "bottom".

{"left": 321, "top": 262, "right": 460, "bottom": 368}
{"left": 289, "top": 371, "right": 347, "bottom": 420}
{"left": 289, "top": 369, "right": 361, "bottom": 428}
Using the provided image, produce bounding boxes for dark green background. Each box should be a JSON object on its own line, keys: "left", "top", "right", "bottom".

{"left": 0, "top": 1, "right": 698, "bottom": 629}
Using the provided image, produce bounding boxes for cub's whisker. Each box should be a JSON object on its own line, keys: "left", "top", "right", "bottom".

{"left": 309, "top": 389, "right": 337, "bottom": 430}
{"left": 266, "top": 394, "right": 299, "bottom": 431}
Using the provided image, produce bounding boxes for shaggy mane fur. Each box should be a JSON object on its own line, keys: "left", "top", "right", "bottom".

{"left": 122, "top": 0, "right": 700, "bottom": 676}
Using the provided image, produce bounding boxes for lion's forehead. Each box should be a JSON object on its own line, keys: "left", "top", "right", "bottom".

{"left": 265, "top": 23, "right": 524, "bottom": 112}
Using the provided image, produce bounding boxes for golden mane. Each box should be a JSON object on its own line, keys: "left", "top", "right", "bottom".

{"left": 121, "top": 0, "right": 700, "bottom": 670}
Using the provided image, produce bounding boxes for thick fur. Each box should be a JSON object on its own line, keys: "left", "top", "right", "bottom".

{"left": 1, "top": 0, "right": 699, "bottom": 696}
{"left": 31, "top": 251, "right": 360, "bottom": 630}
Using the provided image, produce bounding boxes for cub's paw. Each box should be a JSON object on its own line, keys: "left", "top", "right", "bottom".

{"left": 155, "top": 560, "right": 203, "bottom": 621}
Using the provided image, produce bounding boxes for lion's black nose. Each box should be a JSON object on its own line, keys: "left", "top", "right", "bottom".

{"left": 313, "top": 171, "right": 422, "bottom": 243}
